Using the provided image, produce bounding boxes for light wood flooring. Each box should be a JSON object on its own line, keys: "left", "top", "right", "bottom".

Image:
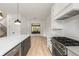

{"left": 27, "top": 36, "right": 51, "bottom": 56}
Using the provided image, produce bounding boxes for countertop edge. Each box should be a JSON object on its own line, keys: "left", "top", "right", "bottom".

{"left": 0, "top": 34, "right": 30, "bottom": 56}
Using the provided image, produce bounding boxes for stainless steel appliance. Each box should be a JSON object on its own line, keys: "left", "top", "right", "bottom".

{"left": 51, "top": 38, "right": 67, "bottom": 56}
{"left": 51, "top": 37, "right": 79, "bottom": 56}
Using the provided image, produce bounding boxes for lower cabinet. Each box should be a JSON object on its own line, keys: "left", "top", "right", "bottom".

{"left": 4, "top": 36, "right": 31, "bottom": 56}
{"left": 21, "top": 36, "right": 31, "bottom": 56}
{"left": 68, "top": 49, "right": 78, "bottom": 56}
{"left": 4, "top": 44, "right": 21, "bottom": 56}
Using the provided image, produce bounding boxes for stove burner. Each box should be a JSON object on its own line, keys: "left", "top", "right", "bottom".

{"left": 52, "top": 37, "right": 79, "bottom": 46}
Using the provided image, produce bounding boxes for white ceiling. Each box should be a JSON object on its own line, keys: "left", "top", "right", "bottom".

{"left": 0, "top": 3, "right": 53, "bottom": 20}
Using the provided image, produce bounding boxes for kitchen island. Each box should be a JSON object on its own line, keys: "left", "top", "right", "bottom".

{"left": 0, "top": 34, "right": 30, "bottom": 56}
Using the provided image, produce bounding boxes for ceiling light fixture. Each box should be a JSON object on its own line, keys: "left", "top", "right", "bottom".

{"left": 14, "top": 3, "right": 21, "bottom": 25}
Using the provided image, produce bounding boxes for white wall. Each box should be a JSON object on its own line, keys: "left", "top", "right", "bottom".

{"left": 6, "top": 14, "right": 49, "bottom": 36}
{"left": 21, "top": 17, "right": 47, "bottom": 35}
{"left": 7, "top": 14, "right": 21, "bottom": 36}
{"left": 42, "top": 15, "right": 51, "bottom": 36}
{"left": 61, "top": 15, "right": 79, "bottom": 41}
{"left": 50, "top": 4, "right": 79, "bottom": 41}
{"left": 49, "top": 5, "right": 64, "bottom": 37}
{"left": 51, "top": 15, "right": 79, "bottom": 41}
{"left": 21, "top": 17, "right": 41, "bottom": 35}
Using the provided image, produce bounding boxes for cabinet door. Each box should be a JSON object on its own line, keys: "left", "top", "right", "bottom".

{"left": 21, "top": 36, "right": 31, "bottom": 56}
{"left": 68, "top": 50, "right": 78, "bottom": 56}
{"left": 53, "top": 3, "right": 70, "bottom": 17}
{"left": 4, "top": 44, "right": 21, "bottom": 56}
{"left": 24, "top": 36, "right": 31, "bottom": 54}
{"left": 51, "top": 3, "right": 70, "bottom": 29}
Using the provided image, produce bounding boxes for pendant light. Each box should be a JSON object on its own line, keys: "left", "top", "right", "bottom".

{"left": 14, "top": 3, "right": 21, "bottom": 24}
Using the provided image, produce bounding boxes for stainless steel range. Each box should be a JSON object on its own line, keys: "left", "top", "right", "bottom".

{"left": 51, "top": 37, "right": 79, "bottom": 56}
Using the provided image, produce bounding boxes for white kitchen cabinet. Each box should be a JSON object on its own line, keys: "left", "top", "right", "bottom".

{"left": 51, "top": 3, "right": 79, "bottom": 29}
{"left": 51, "top": 3, "right": 69, "bottom": 29}
{"left": 53, "top": 3, "right": 70, "bottom": 17}
{"left": 47, "top": 37, "right": 52, "bottom": 53}
{"left": 51, "top": 20, "right": 63, "bottom": 30}
{"left": 54, "top": 3, "right": 79, "bottom": 20}
{"left": 5, "top": 44, "right": 21, "bottom": 56}
{"left": 68, "top": 49, "right": 78, "bottom": 56}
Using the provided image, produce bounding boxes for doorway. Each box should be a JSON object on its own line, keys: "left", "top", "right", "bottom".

{"left": 31, "top": 23, "right": 40, "bottom": 34}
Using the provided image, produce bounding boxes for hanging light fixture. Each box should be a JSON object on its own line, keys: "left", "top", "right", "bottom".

{"left": 14, "top": 3, "right": 21, "bottom": 24}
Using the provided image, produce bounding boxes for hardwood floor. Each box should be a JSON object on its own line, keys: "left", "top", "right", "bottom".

{"left": 26, "top": 36, "right": 51, "bottom": 56}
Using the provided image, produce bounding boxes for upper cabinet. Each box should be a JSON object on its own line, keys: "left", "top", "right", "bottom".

{"left": 53, "top": 3, "right": 79, "bottom": 20}
{"left": 51, "top": 3, "right": 79, "bottom": 29}
{"left": 53, "top": 3, "right": 70, "bottom": 17}
{"left": 51, "top": 4, "right": 68, "bottom": 29}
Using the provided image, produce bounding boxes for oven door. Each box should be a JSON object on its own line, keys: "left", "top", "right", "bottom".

{"left": 52, "top": 40, "right": 67, "bottom": 56}
{"left": 53, "top": 45, "right": 63, "bottom": 56}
